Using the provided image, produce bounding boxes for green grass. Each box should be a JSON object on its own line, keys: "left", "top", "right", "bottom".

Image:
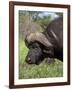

{"left": 19, "top": 39, "right": 29, "bottom": 65}
{"left": 19, "top": 39, "right": 63, "bottom": 79}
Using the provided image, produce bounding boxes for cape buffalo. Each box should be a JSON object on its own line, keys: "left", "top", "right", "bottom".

{"left": 25, "top": 16, "right": 63, "bottom": 65}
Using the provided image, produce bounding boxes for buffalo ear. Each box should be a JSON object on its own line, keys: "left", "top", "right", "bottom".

{"left": 26, "top": 32, "right": 53, "bottom": 48}
{"left": 43, "top": 47, "right": 54, "bottom": 58}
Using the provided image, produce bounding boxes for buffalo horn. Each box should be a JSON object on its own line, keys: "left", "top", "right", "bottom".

{"left": 26, "top": 32, "right": 53, "bottom": 47}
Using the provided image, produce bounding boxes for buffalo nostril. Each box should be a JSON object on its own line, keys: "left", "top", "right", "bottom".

{"left": 27, "top": 58, "right": 32, "bottom": 64}
{"left": 27, "top": 58, "right": 31, "bottom": 62}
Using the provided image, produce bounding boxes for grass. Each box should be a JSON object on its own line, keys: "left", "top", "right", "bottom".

{"left": 19, "top": 39, "right": 63, "bottom": 79}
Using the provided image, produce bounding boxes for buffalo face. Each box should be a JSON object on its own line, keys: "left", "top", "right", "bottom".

{"left": 25, "top": 42, "right": 44, "bottom": 65}
{"left": 25, "top": 32, "right": 53, "bottom": 65}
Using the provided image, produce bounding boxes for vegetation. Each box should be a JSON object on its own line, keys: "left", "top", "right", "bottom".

{"left": 19, "top": 11, "right": 63, "bottom": 79}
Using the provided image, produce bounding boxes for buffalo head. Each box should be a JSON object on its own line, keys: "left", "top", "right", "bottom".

{"left": 25, "top": 32, "right": 53, "bottom": 65}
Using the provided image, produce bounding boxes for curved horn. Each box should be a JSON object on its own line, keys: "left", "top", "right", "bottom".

{"left": 26, "top": 32, "right": 53, "bottom": 47}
